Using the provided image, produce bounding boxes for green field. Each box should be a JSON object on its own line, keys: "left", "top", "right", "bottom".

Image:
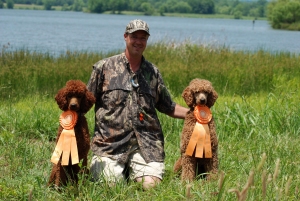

{"left": 0, "top": 42, "right": 299, "bottom": 200}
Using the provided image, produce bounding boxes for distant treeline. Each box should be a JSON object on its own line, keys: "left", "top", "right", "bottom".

{"left": 1, "top": 0, "right": 268, "bottom": 18}
{"left": 1, "top": 0, "right": 300, "bottom": 30}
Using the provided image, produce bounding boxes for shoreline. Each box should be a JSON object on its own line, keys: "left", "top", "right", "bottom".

{"left": 2, "top": 5, "right": 267, "bottom": 21}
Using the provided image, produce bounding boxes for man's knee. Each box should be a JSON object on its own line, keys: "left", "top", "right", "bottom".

{"left": 136, "top": 176, "right": 161, "bottom": 189}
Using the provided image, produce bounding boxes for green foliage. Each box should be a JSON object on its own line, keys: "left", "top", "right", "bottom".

{"left": 10, "top": 0, "right": 270, "bottom": 23}
{"left": 88, "top": 0, "right": 107, "bottom": 13}
{"left": 217, "top": 5, "right": 231, "bottom": 15}
{"left": 215, "top": 0, "right": 267, "bottom": 18}
{"left": 72, "top": 0, "right": 84, "bottom": 11}
{"left": 61, "top": 3, "right": 71, "bottom": 10}
{"left": 145, "top": 42, "right": 300, "bottom": 97}
{"left": 141, "top": 2, "right": 154, "bottom": 15}
{"left": 108, "top": 0, "right": 126, "bottom": 14}
{"left": 0, "top": 48, "right": 106, "bottom": 102}
{"left": 173, "top": 1, "right": 192, "bottom": 13}
{"left": 233, "top": 10, "right": 242, "bottom": 19}
{"left": 130, "top": 0, "right": 147, "bottom": 12}
{"left": 187, "top": 0, "right": 215, "bottom": 14}
{"left": 6, "top": 0, "right": 14, "bottom": 8}
{"left": 267, "top": 0, "right": 300, "bottom": 30}
{"left": 0, "top": 0, "right": 4, "bottom": 8}
{"left": 1, "top": 43, "right": 300, "bottom": 102}
{"left": 43, "top": 0, "right": 53, "bottom": 10}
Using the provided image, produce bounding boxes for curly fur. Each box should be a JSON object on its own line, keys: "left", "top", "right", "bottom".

{"left": 173, "top": 79, "right": 218, "bottom": 181}
{"left": 48, "top": 80, "right": 95, "bottom": 187}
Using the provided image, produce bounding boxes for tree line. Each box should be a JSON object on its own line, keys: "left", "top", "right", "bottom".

{"left": 1, "top": 0, "right": 299, "bottom": 30}
{"left": 267, "top": 0, "right": 300, "bottom": 30}
{"left": 0, "top": 0, "right": 268, "bottom": 18}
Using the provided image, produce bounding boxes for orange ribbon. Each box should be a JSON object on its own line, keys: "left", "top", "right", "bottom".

{"left": 185, "top": 105, "right": 212, "bottom": 158}
{"left": 50, "top": 110, "right": 79, "bottom": 165}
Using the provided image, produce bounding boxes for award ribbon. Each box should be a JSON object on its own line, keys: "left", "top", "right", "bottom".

{"left": 185, "top": 105, "right": 213, "bottom": 158}
{"left": 50, "top": 110, "right": 79, "bottom": 165}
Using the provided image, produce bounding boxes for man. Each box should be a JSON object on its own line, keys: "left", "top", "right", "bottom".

{"left": 87, "top": 19, "right": 188, "bottom": 189}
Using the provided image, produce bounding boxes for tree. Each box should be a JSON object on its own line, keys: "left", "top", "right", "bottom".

{"left": 43, "top": 0, "right": 54, "bottom": 10}
{"left": 108, "top": 0, "right": 126, "bottom": 14}
{"left": 217, "top": 5, "right": 231, "bottom": 15}
{"left": 141, "top": 2, "right": 154, "bottom": 15}
{"left": 173, "top": 2, "right": 192, "bottom": 13}
{"left": 231, "top": 3, "right": 243, "bottom": 19}
{"left": 7, "top": 0, "right": 14, "bottom": 8}
{"left": 164, "top": 0, "right": 178, "bottom": 13}
{"left": 187, "top": 0, "right": 215, "bottom": 14}
{"left": 130, "top": 0, "right": 147, "bottom": 12}
{"left": 72, "top": 0, "right": 84, "bottom": 11}
{"left": 233, "top": 10, "right": 242, "bottom": 19}
{"left": 88, "top": 0, "right": 107, "bottom": 13}
{"left": 0, "top": 0, "right": 4, "bottom": 8}
{"left": 249, "top": 7, "right": 260, "bottom": 18}
{"left": 268, "top": 0, "right": 300, "bottom": 30}
{"left": 256, "top": 0, "right": 267, "bottom": 17}
{"left": 158, "top": 4, "right": 167, "bottom": 15}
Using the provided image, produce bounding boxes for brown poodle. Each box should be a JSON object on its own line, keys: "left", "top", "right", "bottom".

{"left": 173, "top": 79, "right": 218, "bottom": 181}
{"left": 48, "top": 80, "right": 95, "bottom": 187}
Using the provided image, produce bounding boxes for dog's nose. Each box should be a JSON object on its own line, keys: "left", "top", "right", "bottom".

{"left": 200, "top": 98, "right": 206, "bottom": 104}
{"left": 70, "top": 103, "right": 77, "bottom": 109}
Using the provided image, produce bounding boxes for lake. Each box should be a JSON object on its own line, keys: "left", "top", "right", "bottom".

{"left": 1, "top": 9, "right": 300, "bottom": 56}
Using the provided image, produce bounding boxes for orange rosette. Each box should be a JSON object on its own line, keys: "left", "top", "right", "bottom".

{"left": 185, "top": 105, "right": 213, "bottom": 158}
{"left": 59, "top": 110, "right": 78, "bottom": 130}
{"left": 51, "top": 110, "right": 79, "bottom": 166}
{"left": 194, "top": 105, "right": 212, "bottom": 124}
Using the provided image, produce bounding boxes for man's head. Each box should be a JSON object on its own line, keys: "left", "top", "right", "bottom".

{"left": 125, "top": 19, "right": 150, "bottom": 36}
{"left": 124, "top": 19, "right": 150, "bottom": 58}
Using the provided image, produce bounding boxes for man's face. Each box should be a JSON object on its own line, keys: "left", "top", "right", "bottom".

{"left": 124, "top": 30, "right": 149, "bottom": 57}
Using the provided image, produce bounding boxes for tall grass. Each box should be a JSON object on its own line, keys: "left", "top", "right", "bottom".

{"left": 1, "top": 42, "right": 299, "bottom": 100}
{"left": 0, "top": 43, "right": 299, "bottom": 200}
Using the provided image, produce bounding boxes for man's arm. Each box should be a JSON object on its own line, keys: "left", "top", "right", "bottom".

{"left": 167, "top": 104, "right": 189, "bottom": 119}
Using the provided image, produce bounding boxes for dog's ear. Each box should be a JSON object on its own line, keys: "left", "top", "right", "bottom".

{"left": 182, "top": 86, "right": 194, "bottom": 108}
{"left": 80, "top": 90, "right": 96, "bottom": 113}
{"left": 207, "top": 88, "right": 218, "bottom": 108}
{"left": 55, "top": 87, "right": 68, "bottom": 111}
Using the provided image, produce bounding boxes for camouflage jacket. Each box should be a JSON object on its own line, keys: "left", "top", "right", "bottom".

{"left": 87, "top": 52, "right": 176, "bottom": 163}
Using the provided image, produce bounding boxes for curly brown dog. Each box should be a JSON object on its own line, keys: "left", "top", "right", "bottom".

{"left": 173, "top": 79, "right": 218, "bottom": 181}
{"left": 48, "top": 80, "right": 95, "bottom": 187}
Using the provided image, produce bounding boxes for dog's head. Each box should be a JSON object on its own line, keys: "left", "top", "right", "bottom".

{"left": 55, "top": 80, "right": 95, "bottom": 113}
{"left": 182, "top": 79, "right": 218, "bottom": 109}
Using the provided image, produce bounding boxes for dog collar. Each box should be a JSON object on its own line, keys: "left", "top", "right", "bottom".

{"left": 51, "top": 110, "right": 79, "bottom": 166}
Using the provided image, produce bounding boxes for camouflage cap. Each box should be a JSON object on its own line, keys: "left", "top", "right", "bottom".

{"left": 125, "top": 19, "right": 150, "bottom": 36}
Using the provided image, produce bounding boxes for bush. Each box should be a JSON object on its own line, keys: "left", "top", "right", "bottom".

{"left": 141, "top": 2, "right": 154, "bottom": 16}
{"left": 233, "top": 10, "right": 242, "bottom": 19}
{"left": 267, "top": 0, "right": 300, "bottom": 30}
{"left": 6, "top": 0, "right": 14, "bottom": 9}
{"left": 173, "top": 2, "right": 192, "bottom": 13}
{"left": 43, "top": 0, "right": 53, "bottom": 10}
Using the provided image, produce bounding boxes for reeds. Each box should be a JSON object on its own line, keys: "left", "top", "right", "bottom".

{"left": 1, "top": 42, "right": 299, "bottom": 101}
{"left": 226, "top": 154, "right": 298, "bottom": 201}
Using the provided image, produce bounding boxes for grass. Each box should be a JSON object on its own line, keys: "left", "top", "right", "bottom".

{"left": 0, "top": 43, "right": 300, "bottom": 200}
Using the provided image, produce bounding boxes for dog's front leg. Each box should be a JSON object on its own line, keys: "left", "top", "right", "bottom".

{"left": 181, "top": 155, "right": 197, "bottom": 181}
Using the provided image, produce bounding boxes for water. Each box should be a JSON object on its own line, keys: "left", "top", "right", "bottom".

{"left": 1, "top": 9, "right": 300, "bottom": 56}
